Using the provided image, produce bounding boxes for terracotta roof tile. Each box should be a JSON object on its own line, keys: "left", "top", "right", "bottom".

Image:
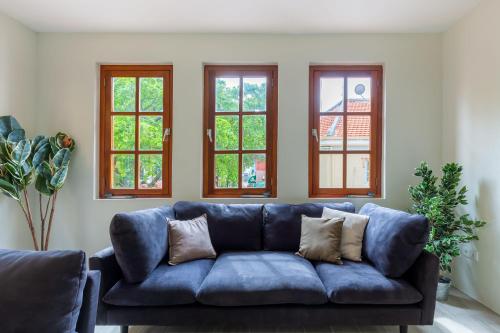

{"left": 320, "top": 99, "right": 371, "bottom": 139}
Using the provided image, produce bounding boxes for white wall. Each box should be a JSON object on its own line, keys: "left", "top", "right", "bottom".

{"left": 34, "top": 33, "right": 443, "bottom": 255}
{"left": 0, "top": 12, "right": 37, "bottom": 249}
{"left": 443, "top": 0, "right": 500, "bottom": 314}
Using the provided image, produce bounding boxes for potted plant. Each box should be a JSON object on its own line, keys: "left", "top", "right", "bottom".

{"left": 409, "top": 161, "right": 486, "bottom": 301}
{"left": 0, "top": 116, "right": 76, "bottom": 250}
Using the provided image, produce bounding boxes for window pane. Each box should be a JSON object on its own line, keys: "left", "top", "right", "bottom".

{"left": 215, "top": 154, "right": 238, "bottom": 188}
{"left": 112, "top": 154, "right": 135, "bottom": 189}
{"left": 139, "top": 154, "right": 162, "bottom": 189}
{"left": 215, "top": 115, "right": 239, "bottom": 151}
{"left": 113, "top": 77, "right": 136, "bottom": 112}
{"left": 216, "top": 77, "right": 240, "bottom": 112}
{"left": 347, "top": 116, "right": 370, "bottom": 151}
{"left": 319, "top": 154, "right": 343, "bottom": 188}
{"left": 347, "top": 154, "right": 370, "bottom": 188}
{"left": 320, "top": 77, "right": 344, "bottom": 113}
{"left": 112, "top": 116, "right": 135, "bottom": 150}
{"left": 139, "top": 116, "right": 162, "bottom": 151}
{"left": 243, "top": 115, "right": 266, "bottom": 150}
{"left": 320, "top": 115, "right": 343, "bottom": 151}
{"left": 347, "top": 77, "right": 371, "bottom": 112}
{"left": 140, "top": 77, "right": 163, "bottom": 112}
{"left": 242, "top": 154, "right": 266, "bottom": 188}
{"left": 243, "top": 77, "right": 266, "bottom": 112}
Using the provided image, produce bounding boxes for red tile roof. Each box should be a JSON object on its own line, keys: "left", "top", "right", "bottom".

{"left": 320, "top": 99, "right": 371, "bottom": 139}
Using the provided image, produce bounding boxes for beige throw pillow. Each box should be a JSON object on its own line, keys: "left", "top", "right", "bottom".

{"left": 322, "top": 207, "right": 369, "bottom": 262}
{"left": 296, "top": 215, "right": 344, "bottom": 264}
{"left": 167, "top": 214, "right": 216, "bottom": 265}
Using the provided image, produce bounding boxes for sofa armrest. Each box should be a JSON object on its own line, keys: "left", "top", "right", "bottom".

{"left": 404, "top": 250, "right": 439, "bottom": 324}
{"left": 76, "top": 270, "right": 101, "bottom": 333}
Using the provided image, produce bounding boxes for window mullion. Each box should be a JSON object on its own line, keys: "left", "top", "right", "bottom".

{"left": 134, "top": 77, "right": 140, "bottom": 191}
{"left": 238, "top": 76, "right": 243, "bottom": 190}
{"left": 342, "top": 75, "right": 347, "bottom": 192}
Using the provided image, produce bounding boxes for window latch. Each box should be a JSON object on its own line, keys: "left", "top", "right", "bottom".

{"left": 163, "top": 128, "right": 171, "bottom": 142}
{"left": 207, "top": 129, "right": 213, "bottom": 143}
{"left": 312, "top": 128, "right": 319, "bottom": 142}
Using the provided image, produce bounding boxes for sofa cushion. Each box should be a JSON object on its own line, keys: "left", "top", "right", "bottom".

{"left": 360, "top": 203, "right": 429, "bottom": 278}
{"left": 103, "top": 259, "right": 215, "bottom": 306}
{"left": 110, "top": 206, "right": 175, "bottom": 283}
{"left": 197, "top": 251, "right": 327, "bottom": 306}
{"left": 316, "top": 260, "right": 423, "bottom": 305}
{"left": 263, "top": 203, "right": 355, "bottom": 251}
{"left": 173, "top": 201, "right": 263, "bottom": 251}
{"left": 0, "top": 250, "right": 87, "bottom": 333}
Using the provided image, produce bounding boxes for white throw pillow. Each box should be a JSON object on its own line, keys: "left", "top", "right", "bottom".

{"left": 322, "top": 207, "right": 369, "bottom": 262}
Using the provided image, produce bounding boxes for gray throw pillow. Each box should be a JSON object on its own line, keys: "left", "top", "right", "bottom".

{"left": 322, "top": 207, "right": 369, "bottom": 262}
{"left": 296, "top": 215, "right": 344, "bottom": 264}
{"left": 167, "top": 214, "right": 217, "bottom": 265}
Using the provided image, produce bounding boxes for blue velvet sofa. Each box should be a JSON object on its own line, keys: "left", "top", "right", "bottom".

{"left": 90, "top": 202, "right": 439, "bottom": 333}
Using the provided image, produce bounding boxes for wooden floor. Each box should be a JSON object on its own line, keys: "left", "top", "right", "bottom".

{"left": 96, "top": 288, "right": 500, "bottom": 333}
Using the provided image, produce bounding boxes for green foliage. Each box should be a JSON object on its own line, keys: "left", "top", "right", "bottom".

{"left": 0, "top": 116, "right": 76, "bottom": 199}
{"left": 113, "top": 77, "right": 135, "bottom": 112}
{"left": 140, "top": 78, "right": 163, "bottom": 112}
{"left": 409, "top": 161, "right": 486, "bottom": 273}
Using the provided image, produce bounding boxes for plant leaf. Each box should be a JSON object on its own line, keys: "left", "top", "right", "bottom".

{"left": 35, "top": 161, "right": 53, "bottom": 179}
{"left": 32, "top": 143, "right": 50, "bottom": 169}
{"left": 50, "top": 166, "right": 68, "bottom": 189}
{"left": 0, "top": 116, "right": 22, "bottom": 139}
{"left": 49, "top": 137, "right": 58, "bottom": 155}
{"left": 0, "top": 178, "right": 20, "bottom": 201}
{"left": 7, "top": 129, "right": 26, "bottom": 144}
{"left": 53, "top": 148, "right": 71, "bottom": 168}
{"left": 35, "top": 175, "right": 54, "bottom": 196}
{"left": 11, "top": 140, "right": 31, "bottom": 164}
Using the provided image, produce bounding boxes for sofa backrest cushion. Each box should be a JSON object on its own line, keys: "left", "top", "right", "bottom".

{"left": 110, "top": 205, "right": 175, "bottom": 283}
{"left": 173, "top": 201, "right": 263, "bottom": 251}
{"left": 0, "top": 249, "right": 87, "bottom": 333}
{"left": 262, "top": 202, "right": 355, "bottom": 251}
{"left": 360, "top": 203, "right": 429, "bottom": 278}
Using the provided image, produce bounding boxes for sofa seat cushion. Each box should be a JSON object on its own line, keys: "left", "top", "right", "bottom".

{"left": 196, "top": 251, "right": 327, "bottom": 306}
{"left": 315, "top": 260, "right": 423, "bottom": 305}
{"left": 103, "top": 259, "right": 214, "bottom": 306}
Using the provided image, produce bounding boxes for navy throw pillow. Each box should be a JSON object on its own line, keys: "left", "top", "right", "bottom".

{"left": 360, "top": 203, "right": 429, "bottom": 278}
{"left": 110, "top": 205, "right": 175, "bottom": 283}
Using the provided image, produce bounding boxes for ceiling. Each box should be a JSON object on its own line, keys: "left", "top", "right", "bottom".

{"left": 0, "top": 0, "right": 480, "bottom": 33}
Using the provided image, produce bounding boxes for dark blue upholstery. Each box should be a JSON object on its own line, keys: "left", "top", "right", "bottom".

{"left": 173, "top": 201, "right": 263, "bottom": 251}
{"left": 0, "top": 249, "right": 87, "bottom": 333}
{"left": 197, "top": 251, "right": 327, "bottom": 306}
{"left": 103, "top": 259, "right": 214, "bottom": 306}
{"left": 262, "top": 202, "right": 355, "bottom": 251}
{"left": 110, "top": 205, "right": 175, "bottom": 283}
{"left": 316, "top": 260, "right": 423, "bottom": 305}
{"left": 360, "top": 203, "right": 429, "bottom": 278}
{"left": 77, "top": 270, "right": 101, "bottom": 333}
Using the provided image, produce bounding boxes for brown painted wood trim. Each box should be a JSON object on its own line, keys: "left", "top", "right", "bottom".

{"left": 203, "top": 65, "right": 278, "bottom": 198}
{"left": 308, "top": 65, "right": 383, "bottom": 198}
{"left": 99, "top": 64, "right": 173, "bottom": 198}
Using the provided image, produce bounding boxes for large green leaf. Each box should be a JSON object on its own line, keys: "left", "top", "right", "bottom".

{"left": 35, "top": 175, "right": 54, "bottom": 196}
{"left": 49, "top": 137, "right": 58, "bottom": 155}
{"left": 0, "top": 116, "right": 22, "bottom": 139}
{"left": 53, "top": 148, "right": 71, "bottom": 168}
{"left": 50, "top": 166, "right": 68, "bottom": 189}
{"left": 11, "top": 140, "right": 31, "bottom": 164}
{"left": 0, "top": 178, "right": 20, "bottom": 201}
{"left": 3, "top": 162, "right": 22, "bottom": 181}
{"left": 32, "top": 143, "right": 50, "bottom": 169}
{"left": 7, "top": 129, "right": 26, "bottom": 144}
{"left": 35, "top": 161, "right": 53, "bottom": 179}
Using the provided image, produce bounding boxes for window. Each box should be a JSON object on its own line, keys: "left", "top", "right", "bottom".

{"left": 203, "top": 65, "right": 278, "bottom": 197}
{"left": 99, "top": 65, "right": 172, "bottom": 198}
{"left": 309, "top": 65, "right": 382, "bottom": 197}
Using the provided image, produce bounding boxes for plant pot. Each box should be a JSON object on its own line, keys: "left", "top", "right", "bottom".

{"left": 436, "top": 276, "right": 451, "bottom": 301}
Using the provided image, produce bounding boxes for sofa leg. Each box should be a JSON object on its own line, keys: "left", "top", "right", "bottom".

{"left": 121, "top": 326, "right": 129, "bottom": 333}
{"left": 400, "top": 325, "right": 408, "bottom": 333}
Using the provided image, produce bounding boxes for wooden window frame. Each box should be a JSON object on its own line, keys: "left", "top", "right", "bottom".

{"left": 203, "top": 65, "right": 278, "bottom": 198}
{"left": 309, "top": 65, "right": 383, "bottom": 198}
{"left": 99, "top": 65, "right": 173, "bottom": 198}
